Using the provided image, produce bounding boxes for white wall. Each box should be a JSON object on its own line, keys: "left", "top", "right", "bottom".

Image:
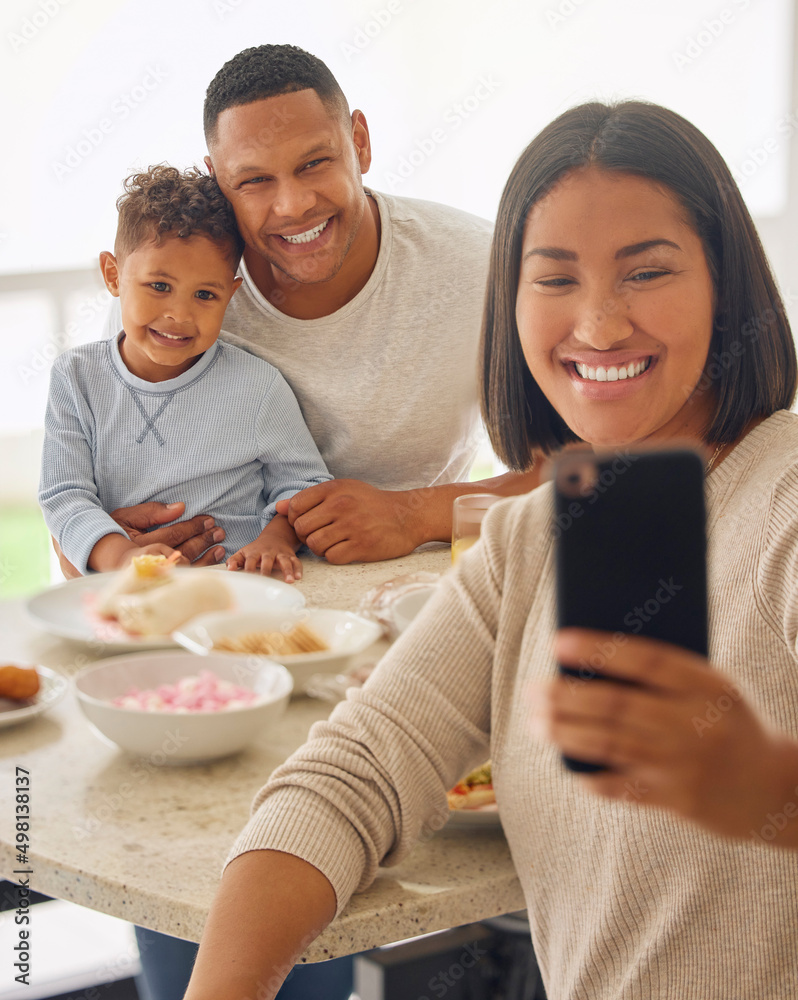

{"left": 2, "top": 0, "right": 793, "bottom": 271}
{"left": 1, "top": 0, "right": 796, "bottom": 499}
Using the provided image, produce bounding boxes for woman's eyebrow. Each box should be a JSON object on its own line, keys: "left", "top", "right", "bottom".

{"left": 523, "top": 238, "right": 682, "bottom": 264}
{"left": 522, "top": 246, "right": 577, "bottom": 262}
{"left": 615, "top": 238, "right": 682, "bottom": 258}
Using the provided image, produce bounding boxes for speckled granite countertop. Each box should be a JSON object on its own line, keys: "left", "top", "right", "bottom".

{"left": 0, "top": 549, "right": 524, "bottom": 960}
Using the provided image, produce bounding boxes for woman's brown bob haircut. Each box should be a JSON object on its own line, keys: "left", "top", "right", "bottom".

{"left": 481, "top": 100, "right": 798, "bottom": 469}
{"left": 115, "top": 164, "right": 245, "bottom": 269}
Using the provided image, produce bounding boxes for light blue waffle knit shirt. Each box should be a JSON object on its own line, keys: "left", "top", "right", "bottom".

{"left": 39, "top": 334, "right": 332, "bottom": 573}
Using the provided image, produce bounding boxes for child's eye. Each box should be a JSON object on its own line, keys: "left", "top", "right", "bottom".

{"left": 150, "top": 282, "right": 169, "bottom": 292}
{"left": 195, "top": 290, "right": 215, "bottom": 301}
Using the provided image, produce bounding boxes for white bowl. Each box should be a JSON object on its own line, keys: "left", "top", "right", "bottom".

{"left": 74, "top": 652, "right": 293, "bottom": 763}
{"left": 173, "top": 608, "right": 383, "bottom": 688}
{"left": 391, "top": 586, "right": 436, "bottom": 635}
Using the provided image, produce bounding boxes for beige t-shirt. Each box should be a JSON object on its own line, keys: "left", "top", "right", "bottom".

{"left": 232, "top": 411, "right": 798, "bottom": 999}
{"left": 220, "top": 189, "right": 493, "bottom": 489}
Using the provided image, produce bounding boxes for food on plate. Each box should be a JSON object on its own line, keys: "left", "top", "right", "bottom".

{"left": 96, "top": 554, "right": 232, "bottom": 636}
{"left": 213, "top": 622, "right": 328, "bottom": 656}
{"left": 96, "top": 553, "right": 177, "bottom": 617}
{"left": 114, "top": 573, "right": 232, "bottom": 636}
{"left": 0, "top": 665, "right": 40, "bottom": 701}
{"left": 111, "top": 669, "right": 258, "bottom": 712}
{"left": 447, "top": 761, "right": 496, "bottom": 811}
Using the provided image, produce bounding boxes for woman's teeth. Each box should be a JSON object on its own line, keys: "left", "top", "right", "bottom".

{"left": 282, "top": 219, "right": 329, "bottom": 244}
{"left": 574, "top": 358, "right": 650, "bottom": 382}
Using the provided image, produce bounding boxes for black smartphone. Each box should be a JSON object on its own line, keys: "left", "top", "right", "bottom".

{"left": 553, "top": 448, "right": 708, "bottom": 773}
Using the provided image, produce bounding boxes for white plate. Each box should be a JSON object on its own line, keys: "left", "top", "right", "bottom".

{"left": 0, "top": 666, "right": 69, "bottom": 729}
{"left": 446, "top": 805, "right": 502, "bottom": 829}
{"left": 26, "top": 571, "right": 305, "bottom": 651}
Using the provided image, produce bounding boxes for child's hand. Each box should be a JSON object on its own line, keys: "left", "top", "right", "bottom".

{"left": 89, "top": 533, "right": 188, "bottom": 573}
{"left": 120, "top": 543, "right": 188, "bottom": 569}
{"left": 227, "top": 539, "right": 302, "bottom": 582}
{"left": 227, "top": 516, "right": 302, "bottom": 582}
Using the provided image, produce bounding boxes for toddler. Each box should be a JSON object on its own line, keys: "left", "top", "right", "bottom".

{"left": 39, "top": 165, "right": 332, "bottom": 582}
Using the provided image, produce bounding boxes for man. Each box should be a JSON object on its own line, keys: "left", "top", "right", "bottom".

{"left": 92, "top": 44, "right": 540, "bottom": 571}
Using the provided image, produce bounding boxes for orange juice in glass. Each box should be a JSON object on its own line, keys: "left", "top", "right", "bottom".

{"left": 452, "top": 494, "right": 501, "bottom": 564}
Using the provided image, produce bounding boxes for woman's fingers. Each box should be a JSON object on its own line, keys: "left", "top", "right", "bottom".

{"left": 555, "top": 628, "right": 713, "bottom": 695}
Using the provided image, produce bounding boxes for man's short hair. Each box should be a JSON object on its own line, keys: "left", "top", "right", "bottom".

{"left": 203, "top": 44, "right": 350, "bottom": 145}
{"left": 114, "top": 164, "right": 245, "bottom": 269}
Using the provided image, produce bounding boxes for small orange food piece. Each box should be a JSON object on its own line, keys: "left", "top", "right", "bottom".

{"left": 0, "top": 665, "right": 40, "bottom": 701}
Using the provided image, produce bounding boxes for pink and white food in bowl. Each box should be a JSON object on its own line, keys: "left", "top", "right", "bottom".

{"left": 74, "top": 652, "right": 293, "bottom": 763}
{"left": 110, "top": 670, "right": 258, "bottom": 712}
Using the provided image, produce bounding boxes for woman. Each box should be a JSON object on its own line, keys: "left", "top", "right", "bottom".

{"left": 184, "top": 102, "right": 798, "bottom": 1000}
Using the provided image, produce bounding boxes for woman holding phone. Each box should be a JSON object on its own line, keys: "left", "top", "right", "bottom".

{"left": 184, "top": 102, "right": 798, "bottom": 1000}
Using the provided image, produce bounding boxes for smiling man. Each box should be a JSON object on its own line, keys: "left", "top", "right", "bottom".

{"left": 99, "top": 44, "right": 540, "bottom": 568}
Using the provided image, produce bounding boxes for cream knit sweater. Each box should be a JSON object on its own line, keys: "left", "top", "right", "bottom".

{"left": 231, "top": 411, "right": 798, "bottom": 999}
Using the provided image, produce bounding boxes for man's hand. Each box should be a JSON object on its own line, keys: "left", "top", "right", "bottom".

{"left": 109, "top": 501, "right": 226, "bottom": 566}
{"left": 276, "top": 480, "right": 425, "bottom": 564}
{"left": 276, "top": 469, "right": 544, "bottom": 565}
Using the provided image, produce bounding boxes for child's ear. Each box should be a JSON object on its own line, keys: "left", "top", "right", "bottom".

{"left": 99, "top": 252, "right": 121, "bottom": 297}
{"left": 232, "top": 275, "right": 243, "bottom": 294}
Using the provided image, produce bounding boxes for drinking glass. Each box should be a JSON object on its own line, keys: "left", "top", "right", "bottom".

{"left": 452, "top": 494, "right": 501, "bottom": 564}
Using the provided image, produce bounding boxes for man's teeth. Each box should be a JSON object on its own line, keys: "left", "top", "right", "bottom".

{"left": 282, "top": 219, "right": 329, "bottom": 244}
{"left": 574, "top": 359, "right": 650, "bottom": 382}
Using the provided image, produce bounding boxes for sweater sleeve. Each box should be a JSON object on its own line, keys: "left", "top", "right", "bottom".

{"left": 756, "top": 463, "right": 798, "bottom": 658}
{"left": 38, "top": 362, "right": 128, "bottom": 574}
{"left": 227, "top": 497, "right": 515, "bottom": 915}
{"left": 254, "top": 369, "right": 332, "bottom": 523}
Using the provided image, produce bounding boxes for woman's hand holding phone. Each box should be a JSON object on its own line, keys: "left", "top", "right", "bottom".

{"left": 540, "top": 628, "right": 798, "bottom": 849}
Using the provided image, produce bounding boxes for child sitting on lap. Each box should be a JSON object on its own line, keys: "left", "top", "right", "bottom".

{"left": 39, "top": 165, "right": 332, "bottom": 581}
